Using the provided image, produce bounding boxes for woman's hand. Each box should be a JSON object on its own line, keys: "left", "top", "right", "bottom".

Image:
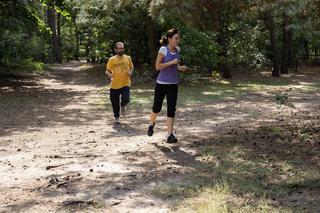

{"left": 178, "top": 65, "right": 187, "bottom": 72}
{"left": 170, "top": 58, "right": 179, "bottom": 65}
{"left": 155, "top": 54, "right": 180, "bottom": 70}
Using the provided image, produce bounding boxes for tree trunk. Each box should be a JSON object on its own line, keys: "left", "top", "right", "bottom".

{"left": 57, "top": 11, "right": 62, "bottom": 63}
{"left": 217, "top": 0, "right": 231, "bottom": 79}
{"left": 85, "top": 31, "right": 95, "bottom": 63}
{"left": 304, "top": 39, "right": 309, "bottom": 60}
{"left": 73, "top": 17, "right": 80, "bottom": 60}
{"left": 288, "top": 29, "right": 294, "bottom": 68}
{"left": 146, "top": 15, "right": 157, "bottom": 76}
{"left": 281, "top": 11, "right": 289, "bottom": 74}
{"left": 263, "top": 11, "right": 280, "bottom": 77}
{"left": 47, "top": 6, "right": 62, "bottom": 63}
{"left": 218, "top": 33, "right": 231, "bottom": 79}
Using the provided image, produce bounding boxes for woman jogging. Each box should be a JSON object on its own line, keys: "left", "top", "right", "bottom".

{"left": 147, "top": 28, "right": 187, "bottom": 143}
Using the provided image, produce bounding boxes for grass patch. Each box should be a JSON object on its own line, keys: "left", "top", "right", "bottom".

{"left": 94, "top": 82, "right": 244, "bottom": 112}
{"left": 152, "top": 179, "right": 292, "bottom": 213}
{"left": 0, "top": 95, "right": 35, "bottom": 107}
{"left": 150, "top": 123, "right": 320, "bottom": 212}
{"left": 152, "top": 184, "right": 198, "bottom": 201}
{"left": 88, "top": 65, "right": 319, "bottom": 113}
{"left": 303, "top": 82, "right": 320, "bottom": 92}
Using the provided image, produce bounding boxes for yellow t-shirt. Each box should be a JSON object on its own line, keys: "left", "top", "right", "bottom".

{"left": 106, "top": 55, "right": 133, "bottom": 89}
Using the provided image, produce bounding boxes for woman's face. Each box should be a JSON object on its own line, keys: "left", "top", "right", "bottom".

{"left": 168, "top": 33, "right": 180, "bottom": 47}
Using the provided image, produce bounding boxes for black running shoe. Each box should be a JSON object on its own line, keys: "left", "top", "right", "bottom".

{"left": 166, "top": 133, "right": 178, "bottom": 143}
{"left": 147, "top": 124, "right": 155, "bottom": 136}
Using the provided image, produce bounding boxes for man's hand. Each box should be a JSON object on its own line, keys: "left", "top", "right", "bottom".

{"left": 106, "top": 70, "right": 113, "bottom": 79}
{"left": 128, "top": 69, "right": 134, "bottom": 76}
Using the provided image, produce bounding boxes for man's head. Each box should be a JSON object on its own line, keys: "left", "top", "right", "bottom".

{"left": 114, "top": 42, "right": 125, "bottom": 56}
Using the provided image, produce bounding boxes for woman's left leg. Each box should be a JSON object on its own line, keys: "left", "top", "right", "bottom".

{"left": 166, "top": 84, "right": 178, "bottom": 143}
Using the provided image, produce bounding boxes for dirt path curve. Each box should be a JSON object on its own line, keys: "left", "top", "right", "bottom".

{"left": 0, "top": 62, "right": 319, "bottom": 212}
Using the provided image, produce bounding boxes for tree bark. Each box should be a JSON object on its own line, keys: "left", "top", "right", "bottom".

{"left": 146, "top": 15, "right": 157, "bottom": 74}
{"left": 303, "top": 39, "right": 309, "bottom": 60}
{"left": 57, "top": 11, "right": 62, "bottom": 63}
{"left": 47, "top": 6, "right": 62, "bottom": 63}
{"left": 217, "top": 0, "right": 231, "bottom": 79}
{"left": 218, "top": 33, "right": 231, "bottom": 79}
{"left": 288, "top": 29, "right": 294, "bottom": 68}
{"left": 281, "top": 11, "right": 289, "bottom": 74}
{"left": 263, "top": 11, "right": 280, "bottom": 77}
{"left": 73, "top": 17, "right": 80, "bottom": 60}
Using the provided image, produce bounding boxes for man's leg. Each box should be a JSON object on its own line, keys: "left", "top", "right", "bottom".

{"left": 120, "top": 86, "right": 131, "bottom": 116}
{"left": 110, "top": 88, "right": 121, "bottom": 122}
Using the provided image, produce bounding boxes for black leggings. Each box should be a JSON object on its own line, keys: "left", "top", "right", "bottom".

{"left": 152, "top": 83, "right": 178, "bottom": 118}
{"left": 110, "top": 86, "right": 130, "bottom": 118}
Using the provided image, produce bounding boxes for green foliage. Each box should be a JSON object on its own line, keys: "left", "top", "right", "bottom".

{"left": 0, "top": 59, "right": 44, "bottom": 75}
{"left": 105, "top": 1, "right": 151, "bottom": 63}
{"left": 0, "top": 0, "right": 49, "bottom": 73}
{"left": 229, "top": 20, "right": 270, "bottom": 70}
{"left": 158, "top": 14, "right": 219, "bottom": 72}
{"left": 1, "top": 0, "right": 320, "bottom": 76}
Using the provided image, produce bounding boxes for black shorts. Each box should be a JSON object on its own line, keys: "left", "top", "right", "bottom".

{"left": 152, "top": 83, "right": 178, "bottom": 117}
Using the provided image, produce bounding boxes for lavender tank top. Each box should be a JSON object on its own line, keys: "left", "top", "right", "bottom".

{"left": 156, "top": 46, "right": 180, "bottom": 84}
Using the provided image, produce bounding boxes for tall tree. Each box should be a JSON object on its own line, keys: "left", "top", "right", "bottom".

{"left": 47, "top": 5, "right": 62, "bottom": 63}
{"left": 42, "top": 0, "right": 69, "bottom": 63}
{"left": 281, "top": 10, "right": 290, "bottom": 74}
{"left": 262, "top": 9, "right": 280, "bottom": 77}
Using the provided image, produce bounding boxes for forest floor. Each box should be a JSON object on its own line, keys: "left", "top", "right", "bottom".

{"left": 0, "top": 61, "right": 319, "bottom": 213}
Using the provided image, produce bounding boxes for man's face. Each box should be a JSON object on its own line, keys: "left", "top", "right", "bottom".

{"left": 115, "top": 44, "right": 124, "bottom": 56}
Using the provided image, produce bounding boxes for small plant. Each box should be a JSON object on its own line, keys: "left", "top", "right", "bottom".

{"left": 272, "top": 90, "right": 295, "bottom": 109}
{"left": 272, "top": 89, "right": 299, "bottom": 133}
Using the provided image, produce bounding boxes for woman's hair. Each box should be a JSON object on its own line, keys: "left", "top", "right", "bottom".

{"left": 160, "top": 28, "right": 179, "bottom": 46}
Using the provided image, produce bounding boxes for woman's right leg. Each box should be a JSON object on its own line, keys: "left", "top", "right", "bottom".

{"left": 150, "top": 112, "right": 158, "bottom": 125}
{"left": 148, "top": 83, "right": 166, "bottom": 136}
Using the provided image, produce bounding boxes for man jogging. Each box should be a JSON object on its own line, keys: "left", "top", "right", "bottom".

{"left": 106, "top": 42, "right": 134, "bottom": 124}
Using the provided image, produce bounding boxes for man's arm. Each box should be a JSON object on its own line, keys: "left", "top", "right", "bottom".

{"left": 128, "top": 57, "right": 134, "bottom": 76}
{"left": 106, "top": 69, "right": 113, "bottom": 78}
{"left": 106, "top": 59, "right": 113, "bottom": 78}
{"left": 128, "top": 68, "right": 134, "bottom": 76}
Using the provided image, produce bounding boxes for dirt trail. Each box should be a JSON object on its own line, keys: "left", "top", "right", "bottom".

{"left": 0, "top": 62, "right": 319, "bottom": 212}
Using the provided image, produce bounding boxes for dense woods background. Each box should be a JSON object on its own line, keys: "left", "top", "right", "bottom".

{"left": 1, "top": 0, "right": 320, "bottom": 79}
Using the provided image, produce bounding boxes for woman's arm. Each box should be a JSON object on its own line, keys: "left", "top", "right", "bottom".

{"left": 155, "top": 53, "right": 178, "bottom": 70}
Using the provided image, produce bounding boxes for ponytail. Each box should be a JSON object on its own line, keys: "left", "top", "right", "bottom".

{"left": 160, "top": 36, "right": 169, "bottom": 46}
